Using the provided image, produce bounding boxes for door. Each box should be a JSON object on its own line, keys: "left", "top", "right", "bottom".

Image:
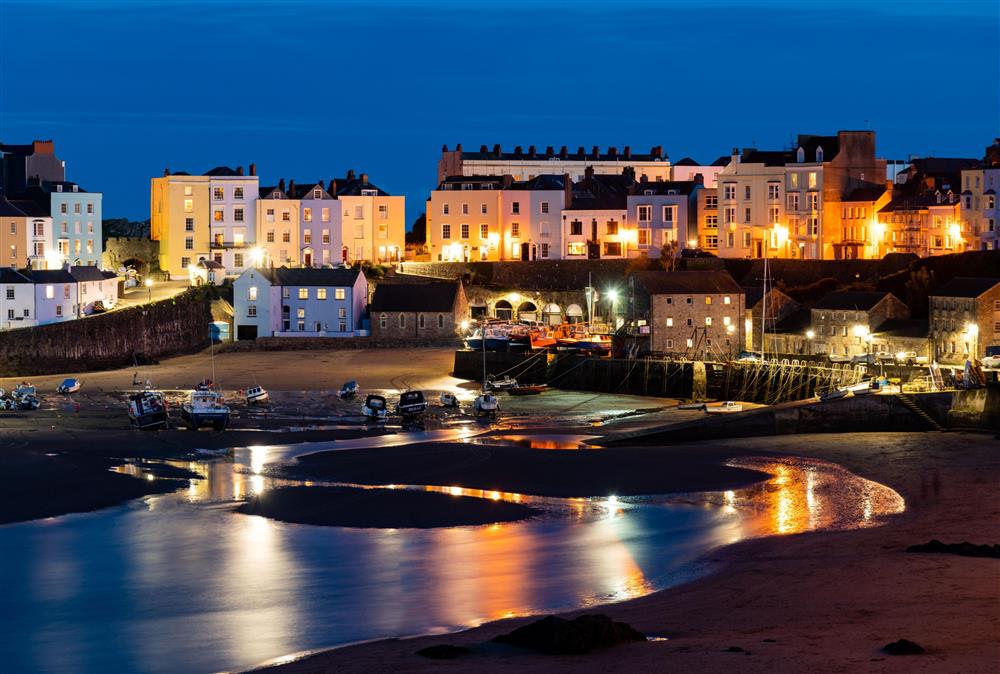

{"left": 520, "top": 242, "right": 530, "bottom": 261}
{"left": 237, "top": 325, "right": 257, "bottom": 340}
{"left": 754, "top": 240, "right": 763, "bottom": 258}
{"left": 304, "top": 251, "right": 312, "bottom": 267}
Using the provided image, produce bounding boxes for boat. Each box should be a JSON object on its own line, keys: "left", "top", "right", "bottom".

{"left": 57, "top": 378, "right": 81, "bottom": 394}
{"left": 13, "top": 382, "right": 35, "bottom": 397}
{"left": 196, "top": 379, "right": 214, "bottom": 391}
{"left": 575, "top": 334, "right": 613, "bottom": 355}
{"left": 396, "top": 390, "right": 428, "bottom": 418}
{"left": 507, "top": 325, "right": 532, "bottom": 351}
{"left": 473, "top": 391, "right": 500, "bottom": 418}
{"left": 362, "top": 393, "right": 388, "bottom": 421}
{"left": 463, "top": 328, "right": 485, "bottom": 351}
{"left": 847, "top": 380, "right": 875, "bottom": 396}
{"left": 486, "top": 375, "right": 518, "bottom": 392}
{"left": 509, "top": 384, "right": 548, "bottom": 396}
{"left": 705, "top": 401, "right": 743, "bottom": 414}
{"left": 339, "top": 380, "right": 359, "bottom": 399}
{"left": 16, "top": 395, "right": 40, "bottom": 410}
{"left": 677, "top": 402, "right": 707, "bottom": 410}
{"left": 820, "top": 388, "right": 850, "bottom": 402}
{"left": 180, "top": 389, "right": 230, "bottom": 430}
{"left": 439, "top": 391, "right": 459, "bottom": 407}
{"left": 529, "top": 327, "right": 557, "bottom": 350}
{"left": 245, "top": 385, "right": 269, "bottom": 405}
{"left": 128, "top": 391, "right": 168, "bottom": 430}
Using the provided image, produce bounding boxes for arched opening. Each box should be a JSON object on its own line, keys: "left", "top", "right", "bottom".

{"left": 517, "top": 301, "right": 538, "bottom": 322}
{"left": 566, "top": 303, "right": 584, "bottom": 324}
{"left": 494, "top": 299, "right": 513, "bottom": 320}
{"left": 544, "top": 303, "right": 562, "bottom": 325}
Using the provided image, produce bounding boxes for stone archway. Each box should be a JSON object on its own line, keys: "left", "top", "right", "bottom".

{"left": 494, "top": 299, "right": 513, "bottom": 320}
{"left": 517, "top": 301, "right": 538, "bottom": 322}
{"left": 544, "top": 303, "right": 562, "bottom": 325}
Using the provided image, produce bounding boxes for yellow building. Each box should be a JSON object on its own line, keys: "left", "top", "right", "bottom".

{"left": 150, "top": 172, "right": 210, "bottom": 278}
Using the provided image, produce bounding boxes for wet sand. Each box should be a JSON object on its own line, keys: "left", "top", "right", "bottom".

{"left": 237, "top": 486, "right": 539, "bottom": 528}
{"left": 252, "top": 432, "right": 1000, "bottom": 674}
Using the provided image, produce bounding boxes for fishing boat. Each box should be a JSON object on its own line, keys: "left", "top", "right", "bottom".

{"left": 180, "top": 389, "right": 230, "bottom": 430}
{"left": 339, "top": 380, "right": 359, "bottom": 399}
{"left": 473, "top": 391, "right": 500, "bottom": 418}
{"left": 362, "top": 393, "right": 388, "bottom": 421}
{"left": 677, "top": 402, "right": 707, "bottom": 410}
{"left": 575, "top": 334, "right": 613, "bottom": 355}
{"left": 439, "top": 391, "right": 459, "bottom": 407}
{"left": 820, "top": 388, "right": 850, "bottom": 402}
{"left": 509, "top": 383, "right": 548, "bottom": 396}
{"left": 464, "top": 328, "right": 485, "bottom": 351}
{"left": 57, "top": 378, "right": 81, "bottom": 394}
{"left": 245, "top": 385, "right": 269, "bottom": 405}
{"left": 705, "top": 401, "right": 743, "bottom": 414}
{"left": 486, "top": 375, "right": 518, "bottom": 392}
{"left": 13, "top": 382, "right": 35, "bottom": 397}
{"left": 396, "top": 390, "right": 428, "bottom": 418}
{"left": 529, "top": 327, "right": 557, "bottom": 350}
{"left": 128, "top": 391, "right": 168, "bottom": 430}
{"left": 507, "top": 325, "right": 532, "bottom": 351}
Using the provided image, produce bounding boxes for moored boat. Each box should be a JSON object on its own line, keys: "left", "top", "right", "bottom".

{"left": 705, "top": 401, "right": 743, "bottom": 414}
{"left": 362, "top": 393, "right": 388, "bottom": 421}
{"left": 473, "top": 391, "right": 500, "bottom": 418}
{"left": 128, "top": 391, "right": 168, "bottom": 430}
{"left": 439, "top": 391, "right": 459, "bottom": 407}
{"left": 57, "top": 378, "right": 81, "bottom": 394}
{"left": 509, "top": 384, "right": 548, "bottom": 396}
{"left": 181, "top": 390, "right": 230, "bottom": 430}
{"left": 245, "top": 385, "right": 269, "bottom": 405}
{"left": 486, "top": 375, "right": 518, "bottom": 391}
{"left": 396, "top": 390, "right": 428, "bottom": 418}
{"left": 339, "top": 380, "right": 359, "bottom": 399}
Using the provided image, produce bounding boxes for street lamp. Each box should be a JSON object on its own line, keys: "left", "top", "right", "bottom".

{"left": 145, "top": 277, "right": 153, "bottom": 303}
{"left": 965, "top": 322, "right": 979, "bottom": 360}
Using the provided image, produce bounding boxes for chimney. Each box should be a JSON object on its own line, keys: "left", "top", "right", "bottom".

{"left": 361, "top": 173, "right": 368, "bottom": 185}
{"left": 455, "top": 143, "right": 463, "bottom": 152}
{"left": 328, "top": 179, "right": 337, "bottom": 195}
{"left": 163, "top": 167, "right": 170, "bottom": 177}
{"left": 236, "top": 165, "right": 244, "bottom": 176}
{"left": 493, "top": 143, "right": 501, "bottom": 157}
{"left": 623, "top": 146, "right": 631, "bottom": 159}
{"left": 249, "top": 163, "right": 256, "bottom": 176}
{"left": 480, "top": 144, "right": 488, "bottom": 153}
{"left": 559, "top": 145, "right": 568, "bottom": 159}
{"left": 502, "top": 175, "right": 513, "bottom": 189}
{"left": 545, "top": 146, "right": 554, "bottom": 157}
{"left": 651, "top": 145, "right": 661, "bottom": 159}
{"left": 592, "top": 145, "right": 600, "bottom": 158}
{"left": 278, "top": 178, "right": 286, "bottom": 192}
{"left": 318, "top": 180, "right": 325, "bottom": 191}
{"left": 288, "top": 179, "right": 296, "bottom": 195}
{"left": 608, "top": 146, "right": 618, "bottom": 158}
{"left": 347, "top": 169, "right": 356, "bottom": 180}
{"left": 442, "top": 144, "right": 448, "bottom": 152}
{"left": 514, "top": 145, "right": 523, "bottom": 157}
{"left": 577, "top": 146, "right": 585, "bottom": 158}
{"left": 33, "top": 140, "right": 55, "bottom": 155}
{"left": 640, "top": 174, "right": 648, "bottom": 184}
{"left": 732, "top": 147, "right": 740, "bottom": 165}
{"left": 528, "top": 145, "right": 536, "bottom": 158}
{"left": 563, "top": 173, "right": 572, "bottom": 206}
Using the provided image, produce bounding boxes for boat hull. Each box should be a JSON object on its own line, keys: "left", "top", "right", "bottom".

{"left": 180, "top": 407, "right": 230, "bottom": 430}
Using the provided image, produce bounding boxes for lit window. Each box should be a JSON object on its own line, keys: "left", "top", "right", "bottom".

{"left": 335, "top": 288, "right": 346, "bottom": 300}
{"left": 317, "top": 288, "right": 327, "bottom": 300}
{"left": 666, "top": 318, "right": 673, "bottom": 327}
{"left": 724, "top": 296, "right": 731, "bottom": 304}
{"left": 248, "top": 287, "right": 257, "bottom": 301}
{"left": 298, "top": 288, "right": 308, "bottom": 299}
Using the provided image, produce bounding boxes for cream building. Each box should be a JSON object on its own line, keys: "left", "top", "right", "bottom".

{"left": 439, "top": 144, "right": 671, "bottom": 183}
{"left": 151, "top": 171, "right": 210, "bottom": 279}
{"left": 207, "top": 166, "right": 259, "bottom": 274}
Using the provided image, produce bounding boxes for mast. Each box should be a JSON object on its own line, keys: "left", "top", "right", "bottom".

{"left": 760, "top": 245, "right": 768, "bottom": 360}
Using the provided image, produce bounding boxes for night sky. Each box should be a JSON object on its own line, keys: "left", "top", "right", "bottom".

{"left": 1, "top": 0, "right": 997, "bottom": 221}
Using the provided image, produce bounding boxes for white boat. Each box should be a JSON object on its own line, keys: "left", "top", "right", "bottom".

{"left": 245, "top": 385, "right": 269, "bottom": 405}
{"left": 439, "top": 391, "right": 459, "bottom": 407}
{"left": 486, "top": 375, "right": 518, "bottom": 391}
{"left": 847, "top": 380, "right": 875, "bottom": 396}
{"left": 57, "top": 378, "right": 81, "bottom": 394}
{"left": 180, "top": 390, "right": 230, "bottom": 430}
{"left": 820, "top": 388, "right": 850, "bottom": 402}
{"left": 362, "top": 393, "right": 388, "bottom": 421}
{"left": 705, "top": 401, "right": 743, "bottom": 414}
{"left": 473, "top": 391, "right": 500, "bottom": 418}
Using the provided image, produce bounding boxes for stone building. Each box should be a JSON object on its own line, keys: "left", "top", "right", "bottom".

{"left": 869, "top": 319, "right": 931, "bottom": 363}
{"left": 631, "top": 270, "right": 745, "bottom": 358}
{"left": 744, "top": 286, "right": 801, "bottom": 352}
{"left": 369, "top": 280, "right": 468, "bottom": 340}
{"left": 928, "top": 277, "right": 1000, "bottom": 364}
{"left": 810, "top": 291, "right": 909, "bottom": 358}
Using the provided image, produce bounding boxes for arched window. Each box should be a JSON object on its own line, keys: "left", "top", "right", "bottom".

{"left": 494, "top": 299, "right": 513, "bottom": 320}
{"left": 399, "top": 313, "right": 406, "bottom": 329}
{"left": 796, "top": 147, "right": 805, "bottom": 163}
{"left": 418, "top": 314, "right": 425, "bottom": 329}
{"left": 815, "top": 146, "right": 824, "bottom": 162}
{"left": 438, "top": 313, "right": 444, "bottom": 328}
{"left": 379, "top": 313, "right": 387, "bottom": 329}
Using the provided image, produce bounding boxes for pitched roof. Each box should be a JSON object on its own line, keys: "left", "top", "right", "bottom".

{"left": 772, "top": 307, "right": 811, "bottom": 334}
{"left": 931, "top": 277, "right": 1000, "bottom": 298}
{"left": 673, "top": 157, "right": 699, "bottom": 166}
{"left": 871, "top": 318, "right": 929, "bottom": 338}
{"left": 370, "top": 281, "right": 460, "bottom": 312}
{"left": 0, "top": 197, "right": 27, "bottom": 217}
{"left": 8, "top": 198, "right": 49, "bottom": 217}
{"left": 27, "top": 269, "right": 76, "bottom": 284}
{"left": 253, "top": 266, "right": 362, "bottom": 287}
{"left": 844, "top": 186, "right": 887, "bottom": 202}
{"left": 198, "top": 259, "right": 225, "bottom": 269}
{"left": 813, "top": 291, "right": 894, "bottom": 311}
{"left": 334, "top": 177, "right": 390, "bottom": 197}
{"left": 203, "top": 166, "right": 241, "bottom": 177}
{"left": 630, "top": 180, "right": 698, "bottom": 196}
{"left": 68, "top": 266, "right": 108, "bottom": 282}
{"left": 456, "top": 146, "right": 667, "bottom": 163}
{"left": 0, "top": 268, "right": 32, "bottom": 284}
{"left": 631, "top": 270, "right": 743, "bottom": 295}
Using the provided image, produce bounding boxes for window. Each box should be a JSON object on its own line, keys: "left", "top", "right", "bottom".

{"left": 6, "top": 309, "right": 11, "bottom": 319}
{"left": 317, "top": 288, "right": 327, "bottom": 300}
{"left": 723, "top": 184, "right": 735, "bottom": 200}
{"left": 303, "top": 230, "right": 312, "bottom": 245}
{"left": 570, "top": 220, "right": 583, "bottom": 236}
{"left": 335, "top": 288, "right": 346, "bottom": 300}
{"left": 266, "top": 230, "right": 275, "bottom": 243}
{"left": 354, "top": 205, "right": 364, "bottom": 219}
{"left": 744, "top": 207, "right": 752, "bottom": 223}
{"left": 379, "top": 313, "right": 387, "bottom": 329}
{"left": 265, "top": 208, "right": 275, "bottom": 223}
{"left": 322, "top": 207, "right": 330, "bottom": 222}
{"left": 666, "top": 339, "right": 674, "bottom": 349}
{"left": 808, "top": 192, "right": 818, "bottom": 211}
{"left": 744, "top": 185, "right": 751, "bottom": 200}
{"left": 298, "top": 288, "right": 309, "bottom": 299}
{"left": 297, "top": 320, "right": 305, "bottom": 331}
{"left": 768, "top": 184, "right": 780, "bottom": 200}
{"left": 666, "top": 318, "right": 673, "bottom": 327}
{"left": 606, "top": 220, "right": 619, "bottom": 235}
{"left": 378, "top": 205, "right": 388, "bottom": 220}
{"left": 724, "top": 296, "right": 731, "bottom": 305}
{"left": 706, "top": 316, "right": 713, "bottom": 326}
{"left": 638, "top": 229, "right": 651, "bottom": 246}
{"left": 724, "top": 207, "right": 736, "bottom": 224}
{"left": 318, "top": 229, "right": 328, "bottom": 244}
{"left": 809, "top": 216, "right": 819, "bottom": 236}
{"left": 282, "top": 231, "right": 290, "bottom": 243}
{"left": 510, "top": 222, "right": 520, "bottom": 237}
{"left": 234, "top": 187, "right": 244, "bottom": 200}
{"left": 480, "top": 204, "right": 487, "bottom": 215}
{"left": 233, "top": 253, "right": 243, "bottom": 267}
{"left": 567, "top": 241, "right": 586, "bottom": 256}
{"left": 234, "top": 207, "right": 244, "bottom": 222}
{"left": 184, "top": 199, "right": 193, "bottom": 212}
{"left": 282, "top": 287, "right": 290, "bottom": 299}
{"left": 74, "top": 203, "right": 81, "bottom": 214}
{"left": 461, "top": 203, "right": 469, "bottom": 216}
{"left": 399, "top": 314, "right": 406, "bottom": 328}
{"left": 247, "top": 305, "right": 257, "bottom": 317}
{"left": 442, "top": 224, "right": 451, "bottom": 239}
{"left": 742, "top": 231, "right": 751, "bottom": 247}
{"left": 87, "top": 203, "right": 94, "bottom": 214}
{"left": 248, "top": 286, "right": 258, "bottom": 301}
{"left": 808, "top": 172, "right": 817, "bottom": 189}
{"left": 461, "top": 223, "right": 470, "bottom": 239}
{"left": 64, "top": 285, "right": 71, "bottom": 299}
{"left": 769, "top": 206, "right": 780, "bottom": 223}
{"left": 213, "top": 187, "right": 224, "bottom": 200}
{"left": 87, "top": 240, "right": 93, "bottom": 255}
{"left": 442, "top": 203, "right": 450, "bottom": 215}
{"left": 511, "top": 201, "right": 520, "bottom": 215}
{"left": 282, "top": 210, "right": 290, "bottom": 222}
{"left": 541, "top": 201, "right": 549, "bottom": 214}
{"left": 184, "top": 217, "right": 194, "bottom": 232}
{"left": 339, "top": 307, "right": 347, "bottom": 319}
{"left": 185, "top": 237, "right": 193, "bottom": 250}
{"left": 181, "top": 256, "right": 190, "bottom": 268}
{"left": 480, "top": 223, "right": 489, "bottom": 239}
{"left": 418, "top": 314, "right": 426, "bottom": 329}
{"left": 686, "top": 338, "right": 693, "bottom": 348}
{"left": 705, "top": 194, "right": 718, "bottom": 209}
{"left": 541, "top": 243, "right": 549, "bottom": 258}
{"left": 303, "top": 207, "right": 312, "bottom": 222}
{"left": 662, "top": 206, "right": 675, "bottom": 223}
{"left": 4, "top": 287, "right": 12, "bottom": 300}
{"left": 59, "top": 203, "right": 68, "bottom": 215}
{"left": 184, "top": 186, "right": 193, "bottom": 196}
{"left": 603, "top": 241, "right": 622, "bottom": 256}
{"left": 787, "top": 193, "right": 799, "bottom": 211}
{"left": 213, "top": 209, "right": 224, "bottom": 222}
{"left": 56, "top": 305, "right": 63, "bottom": 317}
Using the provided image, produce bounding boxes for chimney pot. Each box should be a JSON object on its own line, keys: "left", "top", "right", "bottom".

{"left": 318, "top": 180, "right": 325, "bottom": 190}
{"left": 236, "top": 165, "right": 244, "bottom": 176}
{"left": 455, "top": 143, "right": 463, "bottom": 152}
{"left": 329, "top": 179, "right": 337, "bottom": 195}
{"left": 347, "top": 169, "right": 355, "bottom": 180}
{"left": 493, "top": 143, "right": 501, "bottom": 157}
{"left": 278, "top": 178, "right": 286, "bottom": 192}
{"left": 163, "top": 167, "right": 170, "bottom": 177}
{"left": 560, "top": 145, "right": 568, "bottom": 159}
{"left": 545, "top": 146, "right": 554, "bottom": 157}
{"left": 624, "top": 145, "right": 631, "bottom": 159}
{"left": 249, "top": 162, "right": 256, "bottom": 176}
{"left": 442, "top": 144, "right": 448, "bottom": 152}
{"left": 480, "top": 144, "right": 488, "bottom": 153}
{"left": 592, "top": 145, "right": 599, "bottom": 158}
{"left": 514, "top": 145, "right": 523, "bottom": 156}
{"left": 528, "top": 144, "right": 536, "bottom": 157}
{"left": 608, "top": 146, "right": 618, "bottom": 157}
{"left": 361, "top": 173, "right": 368, "bottom": 185}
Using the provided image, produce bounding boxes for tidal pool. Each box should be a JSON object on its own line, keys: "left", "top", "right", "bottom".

{"left": 0, "top": 454, "right": 902, "bottom": 674}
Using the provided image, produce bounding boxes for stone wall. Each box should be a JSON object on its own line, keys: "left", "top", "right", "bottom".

{"left": 0, "top": 288, "right": 212, "bottom": 376}
{"left": 371, "top": 311, "right": 463, "bottom": 340}
{"left": 220, "top": 336, "right": 461, "bottom": 352}
{"left": 102, "top": 237, "right": 161, "bottom": 276}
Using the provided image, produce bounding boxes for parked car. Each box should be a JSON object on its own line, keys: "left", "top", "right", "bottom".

{"left": 736, "top": 351, "right": 762, "bottom": 363}
{"left": 894, "top": 351, "right": 929, "bottom": 366}
{"left": 851, "top": 353, "right": 877, "bottom": 366}
{"left": 981, "top": 354, "right": 1000, "bottom": 370}
{"left": 828, "top": 354, "right": 852, "bottom": 363}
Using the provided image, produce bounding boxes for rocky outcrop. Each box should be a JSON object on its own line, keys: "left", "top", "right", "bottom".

{"left": 492, "top": 614, "right": 646, "bottom": 655}
{"left": 882, "top": 639, "right": 925, "bottom": 655}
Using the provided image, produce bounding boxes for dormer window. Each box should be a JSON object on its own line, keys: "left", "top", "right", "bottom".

{"left": 72, "top": 185, "right": 78, "bottom": 192}
{"left": 797, "top": 147, "right": 805, "bottom": 163}
{"left": 815, "top": 146, "right": 824, "bottom": 162}
{"left": 644, "top": 189, "right": 654, "bottom": 196}
{"left": 56, "top": 185, "right": 63, "bottom": 192}
{"left": 361, "top": 189, "right": 377, "bottom": 196}
{"left": 313, "top": 189, "right": 322, "bottom": 199}
{"left": 461, "top": 183, "right": 473, "bottom": 191}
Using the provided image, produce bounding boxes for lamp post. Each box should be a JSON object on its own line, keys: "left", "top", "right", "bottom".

{"left": 965, "top": 322, "right": 979, "bottom": 361}
{"left": 806, "top": 329, "right": 815, "bottom": 355}
{"left": 607, "top": 288, "right": 619, "bottom": 330}
{"left": 145, "top": 277, "right": 153, "bottom": 303}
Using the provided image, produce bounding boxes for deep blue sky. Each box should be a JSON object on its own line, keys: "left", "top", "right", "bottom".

{"left": 1, "top": 0, "right": 997, "bottom": 221}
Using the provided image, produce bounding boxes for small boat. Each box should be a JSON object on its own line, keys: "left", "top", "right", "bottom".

{"left": 509, "top": 384, "right": 548, "bottom": 396}
{"left": 128, "top": 391, "right": 168, "bottom": 430}
{"left": 339, "top": 380, "right": 359, "bottom": 399}
{"left": 473, "top": 391, "right": 500, "bottom": 418}
{"left": 575, "top": 334, "right": 613, "bottom": 355}
{"left": 530, "top": 328, "right": 557, "bottom": 350}
{"left": 245, "top": 385, "right": 269, "bottom": 405}
{"left": 57, "top": 378, "right": 81, "bottom": 394}
{"left": 439, "top": 391, "right": 459, "bottom": 407}
{"left": 464, "top": 328, "right": 485, "bottom": 351}
{"left": 820, "top": 388, "right": 850, "bottom": 402}
{"left": 362, "top": 393, "right": 388, "bottom": 421}
{"left": 180, "top": 389, "right": 230, "bottom": 430}
{"left": 396, "top": 390, "right": 428, "bottom": 418}
{"left": 17, "top": 395, "right": 40, "bottom": 410}
{"left": 507, "top": 326, "right": 532, "bottom": 351}
{"left": 677, "top": 402, "right": 707, "bottom": 410}
{"left": 705, "top": 401, "right": 743, "bottom": 414}
{"left": 13, "top": 382, "right": 35, "bottom": 398}
{"left": 486, "top": 375, "right": 518, "bottom": 391}
{"left": 847, "top": 380, "right": 875, "bottom": 396}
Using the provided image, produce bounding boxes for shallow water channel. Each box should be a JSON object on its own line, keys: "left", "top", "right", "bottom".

{"left": 0, "top": 438, "right": 903, "bottom": 674}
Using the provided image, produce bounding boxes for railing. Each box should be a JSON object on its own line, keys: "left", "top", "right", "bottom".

{"left": 209, "top": 241, "right": 249, "bottom": 249}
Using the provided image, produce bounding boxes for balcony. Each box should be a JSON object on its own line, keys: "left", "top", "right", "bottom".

{"left": 210, "top": 241, "right": 249, "bottom": 249}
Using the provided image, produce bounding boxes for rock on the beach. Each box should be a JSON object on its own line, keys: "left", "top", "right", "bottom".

{"left": 905, "top": 539, "right": 1000, "bottom": 559}
{"left": 882, "top": 639, "right": 926, "bottom": 656}
{"left": 416, "top": 644, "right": 472, "bottom": 659}
{"left": 492, "top": 614, "right": 646, "bottom": 655}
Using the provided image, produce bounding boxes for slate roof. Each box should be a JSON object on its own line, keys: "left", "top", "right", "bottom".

{"left": 27, "top": 269, "right": 76, "bottom": 284}
{"left": 772, "top": 307, "right": 812, "bottom": 334}
{"left": 813, "top": 291, "right": 894, "bottom": 311}
{"left": 630, "top": 180, "right": 698, "bottom": 196}
{"left": 255, "top": 266, "right": 362, "bottom": 287}
{"left": 8, "top": 199, "right": 49, "bottom": 217}
{"left": 0, "top": 268, "right": 32, "bottom": 283}
{"left": 871, "top": 318, "right": 929, "bottom": 338}
{"left": 457, "top": 146, "right": 667, "bottom": 162}
{"left": 203, "top": 166, "right": 242, "bottom": 177}
{"left": 631, "top": 270, "right": 743, "bottom": 295}
{"left": 0, "top": 197, "right": 27, "bottom": 217}
{"left": 931, "top": 277, "right": 1000, "bottom": 298}
{"left": 68, "top": 266, "right": 109, "bottom": 282}
{"left": 334, "top": 177, "right": 390, "bottom": 197}
{"left": 198, "top": 259, "right": 225, "bottom": 270}
{"left": 370, "top": 281, "right": 460, "bottom": 312}
{"left": 510, "top": 174, "right": 567, "bottom": 191}
{"left": 844, "top": 186, "right": 887, "bottom": 202}
{"left": 711, "top": 155, "right": 731, "bottom": 167}
{"left": 673, "top": 157, "right": 699, "bottom": 166}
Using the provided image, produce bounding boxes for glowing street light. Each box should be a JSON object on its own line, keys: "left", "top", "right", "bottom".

{"left": 248, "top": 247, "right": 265, "bottom": 267}
{"left": 144, "top": 277, "right": 154, "bottom": 303}
{"left": 965, "top": 322, "right": 979, "bottom": 359}
{"left": 806, "top": 329, "right": 815, "bottom": 340}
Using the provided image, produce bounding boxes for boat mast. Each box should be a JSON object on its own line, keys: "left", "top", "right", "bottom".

{"left": 761, "top": 246, "right": 768, "bottom": 361}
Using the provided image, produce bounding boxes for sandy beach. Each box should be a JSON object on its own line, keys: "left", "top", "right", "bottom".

{"left": 252, "top": 431, "right": 1000, "bottom": 674}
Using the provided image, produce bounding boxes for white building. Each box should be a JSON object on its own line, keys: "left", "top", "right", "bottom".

{"left": 27, "top": 266, "right": 118, "bottom": 325}
{"left": 670, "top": 156, "right": 729, "bottom": 189}
{"left": 626, "top": 180, "right": 701, "bottom": 257}
{"left": 206, "top": 166, "right": 259, "bottom": 274}
{"left": 233, "top": 266, "right": 367, "bottom": 340}
{"left": 0, "top": 268, "right": 35, "bottom": 329}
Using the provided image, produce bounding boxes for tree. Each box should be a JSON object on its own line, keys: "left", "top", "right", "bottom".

{"left": 406, "top": 212, "right": 426, "bottom": 246}
{"left": 659, "top": 241, "right": 679, "bottom": 271}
